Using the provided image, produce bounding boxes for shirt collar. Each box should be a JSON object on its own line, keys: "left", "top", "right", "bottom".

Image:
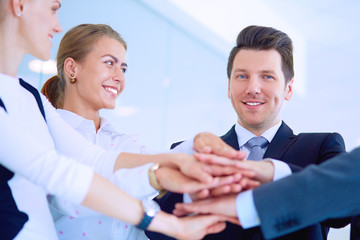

{"left": 235, "top": 121, "right": 282, "bottom": 148}
{"left": 56, "top": 109, "right": 116, "bottom": 134}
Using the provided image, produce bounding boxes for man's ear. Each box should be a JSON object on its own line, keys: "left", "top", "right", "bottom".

{"left": 63, "top": 57, "right": 77, "bottom": 79}
{"left": 227, "top": 79, "right": 231, "bottom": 99}
{"left": 285, "top": 78, "right": 294, "bottom": 101}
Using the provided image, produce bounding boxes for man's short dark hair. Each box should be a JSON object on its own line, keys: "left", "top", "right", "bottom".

{"left": 227, "top": 25, "right": 294, "bottom": 83}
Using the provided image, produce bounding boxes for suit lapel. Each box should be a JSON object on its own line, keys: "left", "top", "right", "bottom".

{"left": 221, "top": 125, "right": 240, "bottom": 150}
{"left": 220, "top": 123, "right": 297, "bottom": 159}
{"left": 264, "top": 122, "right": 296, "bottom": 159}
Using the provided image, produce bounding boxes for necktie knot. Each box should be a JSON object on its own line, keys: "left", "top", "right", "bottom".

{"left": 246, "top": 136, "right": 268, "bottom": 160}
{"left": 247, "top": 136, "right": 268, "bottom": 148}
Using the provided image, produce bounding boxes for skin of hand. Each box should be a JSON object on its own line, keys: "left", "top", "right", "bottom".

{"left": 193, "top": 132, "right": 247, "bottom": 160}
{"left": 195, "top": 153, "right": 275, "bottom": 184}
{"left": 82, "top": 174, "right": 237, "bottom": 239}
{"left": 173, "top": 194, "right": 239, "bottom": 218}
{"left": 189, "top": 177, "right": 260, "bottom": 201}
{"left": 115, "top": 152, "right": 237, "bottom": 184}
{"left": 155, "top": 167, "right": 243, "bottom": 194}
{"left": 148, "top": 211, "right": 240, "bottom": 240}
{"left": 232, "top": 159, "right": 275, "bottom": 183}
{"left": 185, "top": 152, "right": 259, "bottom": 200}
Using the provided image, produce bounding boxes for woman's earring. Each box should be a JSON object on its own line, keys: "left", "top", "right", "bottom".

{"left": 70, "top": 73, "right": 76, "bottom": 84}
{"left": 17, "top": 12, "right": 22, "bottom": 17}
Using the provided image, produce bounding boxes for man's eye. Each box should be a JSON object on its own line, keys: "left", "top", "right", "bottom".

{"left": 264, "top": 75, "right": 274, "bottom": 79}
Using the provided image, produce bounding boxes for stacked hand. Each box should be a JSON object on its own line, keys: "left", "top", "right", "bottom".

{"left": 150, "top": 132, "right": 276, "bottom": 239}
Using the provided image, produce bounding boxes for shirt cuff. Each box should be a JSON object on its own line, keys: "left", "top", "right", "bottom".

{"left": 183, "top": 193, "right": 192, "bottom": 203}
{"left": 236, "top": 190, "right": 260, "bottom": 229}
{"left": 110, "top": 163, "right": 159, "bottom": 200}
{"left": 268, "top": 159, "right": 292, "bottom": 181}
{"left": 170, "top": 137, "right": 195, "bottom": 155}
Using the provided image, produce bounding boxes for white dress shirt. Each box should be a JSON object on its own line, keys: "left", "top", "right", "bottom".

{"left": 50, "top": 109, "right": 160, "bottom": 240}
{"left": 235, "top": 122, "right": 292, "bottom": 228}
{"left": 0, "top": 73, "right": 120, "bottom": 239}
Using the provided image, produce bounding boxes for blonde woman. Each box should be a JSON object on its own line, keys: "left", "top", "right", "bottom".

{"left": 0, "top": 0, "right": 243, "bottom": 239}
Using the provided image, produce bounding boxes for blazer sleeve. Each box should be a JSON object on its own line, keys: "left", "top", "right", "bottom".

{"left": 288, "top": 132, "right": 346, "bottom": 173}
{"left": 253, "top": 148, "right": 360, "bottom": 239}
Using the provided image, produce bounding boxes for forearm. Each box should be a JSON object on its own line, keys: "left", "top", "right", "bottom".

{"left": 114, "top": 152, "right": 180, "bottom": 171}
{"left": 82, "top": 173, "right": 183, "bottom": 238}
{"left": 82, "top": 173, "right": 143, "bottom": 225}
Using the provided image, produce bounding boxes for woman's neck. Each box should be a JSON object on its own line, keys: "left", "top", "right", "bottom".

{"left": 62, "top": 102, "right": 101, "bottom": 132}
{"left": 0, "top": 20, "right": 25, "bottom": 76}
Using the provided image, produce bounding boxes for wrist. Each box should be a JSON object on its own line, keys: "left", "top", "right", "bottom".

{"left": 262, "top": 159, "right": 275, "bottom": 182}
{"left": 136, "top": 199, "right": 161, "bottom": 230}
{"left": 148, "top": 163, "right": 167, "bottom": 198}
{"left": 148, "top": 211, "right": 180, "bottom": 238}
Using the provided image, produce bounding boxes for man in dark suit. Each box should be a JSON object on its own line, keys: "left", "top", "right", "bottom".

{"left": 174, "top": 145, "right": 360, "bottom": 240}
{"left": 147, "top": 25, "right": 348, "bottom": 240}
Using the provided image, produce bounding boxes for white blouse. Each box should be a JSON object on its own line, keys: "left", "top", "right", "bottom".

{"left": 0, "top": 73, "right": 119, "bottom": 239}
{"left": 50, "top": 109, "right": 158, "bottom": 240}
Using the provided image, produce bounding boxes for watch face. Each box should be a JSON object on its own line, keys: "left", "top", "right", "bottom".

{"left": 143, "top": 199, "right": 160, "bottom": 217}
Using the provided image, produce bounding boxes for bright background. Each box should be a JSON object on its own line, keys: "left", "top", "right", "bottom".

{"left": 18, "top": 1, "right": 360, "bottom": 238}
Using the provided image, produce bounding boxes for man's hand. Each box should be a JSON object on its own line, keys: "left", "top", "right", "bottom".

{"left": 174, "top": 194, "right": 239, "bottom": 218}
{"left": 195, "top": 153, "right": 275, "bottom": 184}
{"left": 171, "top": 153, "right": 248, "bottom": 184}
{"left": 149, "top": 211, "right": 240, "bottom": 240}
{"left": 188, "top": 177, "right": 260, "bottom": 201}
{"left": 194, "top": 132, "right": 246, "bottom": 159}
{"left": 155, "top": 167, "right": 243, "bottom": 194}
{"left": 235, "top": 159, "right": 275, "bottom": 183}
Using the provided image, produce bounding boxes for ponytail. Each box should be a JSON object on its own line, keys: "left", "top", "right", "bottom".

{"left": 41, "top": 75, "right": 65, "bottom": 108}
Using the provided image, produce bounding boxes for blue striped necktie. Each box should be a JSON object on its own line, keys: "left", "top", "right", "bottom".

{"left": 246, "top": 136, "right": 268, "bottom": 160}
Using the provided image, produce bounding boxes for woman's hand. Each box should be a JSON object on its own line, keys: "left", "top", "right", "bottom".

{"left": 155, "top": 167, "right": 243, "bottom": 194}
{"left": 148, "top": 211, "right": 240, "bottom": 240}
{"left": 173, "top": 194, "right": 239, "bottom": 218}
{"left": 170, "top": 153, "right": 248, "bottom": 184}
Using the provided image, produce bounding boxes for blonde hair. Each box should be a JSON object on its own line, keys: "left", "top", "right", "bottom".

{"left": 41, "top": 24, "right": 127, "bottom": 108}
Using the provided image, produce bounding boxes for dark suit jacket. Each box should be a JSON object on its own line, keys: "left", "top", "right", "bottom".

{"left": 351, "top": 216, "right": 360, "bottom": 240}
{"left": 146, "top": 122, "right": 348, "bottom": 240}
{"left": 253, "top": 147, "right": 360, "bottom": 240}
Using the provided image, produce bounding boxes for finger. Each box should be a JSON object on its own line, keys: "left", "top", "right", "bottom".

{"left": 211, "top": 145, "right": 239, "bottom": 158}
{"left": 208, "top": 173, "right": 242, "bottom": 188}
{"left": 228, "top": 183, "right": 243, "bottom": 193}
{"left": 237, "top": 169, "right": 256, "bottom": 178}
{"left": 223, "top": 216, "right": 241, "bottom": 225}
{"left": 190, "top": 189, "right": 209, "bottom": 201}
{"left": 195, "top": 153, "right": 242, "bottom": 166}
{"left": 206, "top": 222, "right": 226, "bottom": 235}
{"left": 214, "top": 149, "right": 247, "bottom": 160}
{"left": 203, "top": 165, "right": 242, "bottom": 176}
{"left": 173, "top": 208, "right": 190, "bottom": 217}
{"left": 197, "top": 145, "right": 212, "bottom": 154}
{"left": 193, "top": 133, "right": 213, "bottom": 153}
{"left": 210, "top": 183, "right": 243, "bottom": 196}
{"left": 175, "top": 201, "right": 210, "bottom": 215}
{"left": 196, "top": 189, "right": 210, "bottom": 199}
{"left": 240, "top": 178, "right": 260, "bottom": 190}
{"left": 183, "top": 162, "right": 214, "bottom": 183}
{"left": 183, "top": 173, "right": 241, "bottom": 194}
{"left": 209, "top": 185, "right": 232, "bottom": 196}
